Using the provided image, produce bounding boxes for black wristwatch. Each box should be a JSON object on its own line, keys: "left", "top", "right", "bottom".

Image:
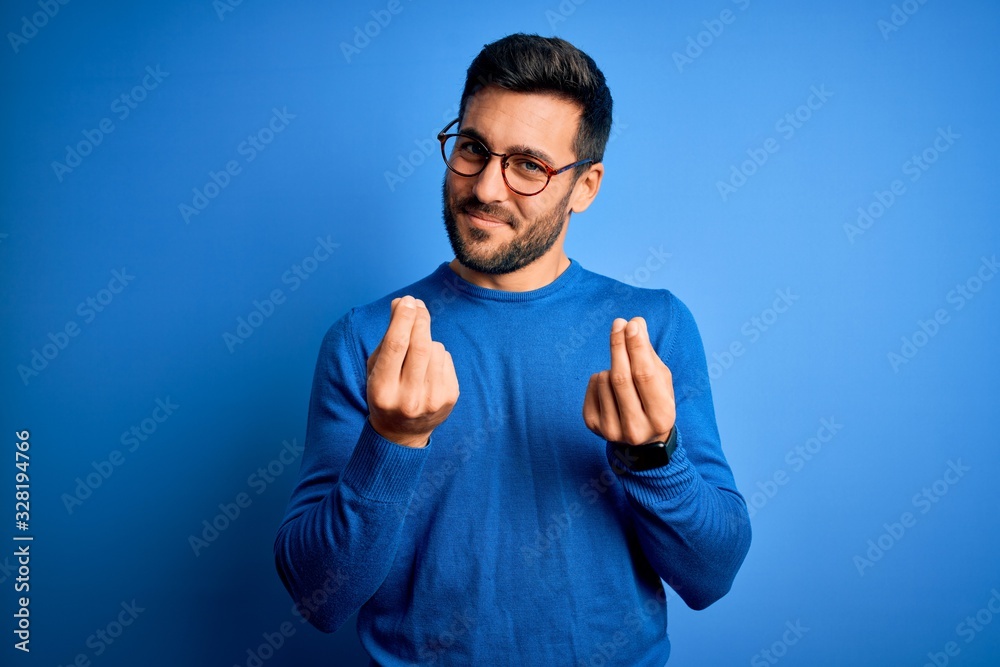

{"left": 609, "top": 427, "right": 677, "bottom": 476}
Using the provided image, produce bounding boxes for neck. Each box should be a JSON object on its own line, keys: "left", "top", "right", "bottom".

{"left": 449, "top": 252, "right": 571, "bottom": 292}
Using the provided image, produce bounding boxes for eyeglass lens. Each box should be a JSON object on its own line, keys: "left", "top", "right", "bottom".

{"left": 442, "top": 135, "right": 550, "bottom": 195}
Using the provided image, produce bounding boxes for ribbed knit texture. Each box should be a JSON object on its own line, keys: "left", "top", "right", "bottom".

{"left": 274, "top": 259, "right": 752, "bottom": 666}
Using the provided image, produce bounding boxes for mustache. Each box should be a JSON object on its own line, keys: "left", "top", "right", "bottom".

{"left": 457, "top": 196, "right": 516, "bottom": 228}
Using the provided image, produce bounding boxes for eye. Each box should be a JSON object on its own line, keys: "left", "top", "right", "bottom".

{"left": 458, "top": 139, "right": 489, "bottom": 158}
{"left": 510, "top": 155, "right": 546, "bottom": 175}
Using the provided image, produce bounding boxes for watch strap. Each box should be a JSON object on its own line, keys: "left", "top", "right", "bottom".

{"left": 609, "top": 427, "right": 677, "bottom": 475}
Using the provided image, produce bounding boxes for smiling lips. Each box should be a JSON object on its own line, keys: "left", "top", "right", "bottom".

{"left": 465, "top": 209, "right": 511, "bottom": 228}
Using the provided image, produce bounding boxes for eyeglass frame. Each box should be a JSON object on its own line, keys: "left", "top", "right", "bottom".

{"left": 436, "top": 118, "right": 594, "bottom": 196}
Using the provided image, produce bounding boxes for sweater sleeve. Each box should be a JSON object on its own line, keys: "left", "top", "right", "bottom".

{"left": 273, "top": 308, "right": 431, "bottom": 633}
{"left": 604, "top": 294, "right": 752, "bottom": 611}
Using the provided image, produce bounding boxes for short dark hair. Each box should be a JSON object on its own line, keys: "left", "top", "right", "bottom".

{"left": 458, "top": 33, "right": 613, "bottom": 168}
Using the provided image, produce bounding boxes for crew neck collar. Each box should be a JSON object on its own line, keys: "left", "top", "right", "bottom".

{"left": 435, "top": 258, "right": 584, "bottom": 303}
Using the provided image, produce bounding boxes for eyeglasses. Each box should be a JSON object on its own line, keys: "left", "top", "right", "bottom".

{"left": 437, "top": 118, "right": 593, "bottom": 196}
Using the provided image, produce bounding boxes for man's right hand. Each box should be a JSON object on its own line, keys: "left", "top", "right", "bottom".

{"left": 365, "top": 295, "right": 460, "bottom": 448}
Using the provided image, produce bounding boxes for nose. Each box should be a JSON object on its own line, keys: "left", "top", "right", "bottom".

{"left": 471, "top": 155, "right": 509, "bottom": 204}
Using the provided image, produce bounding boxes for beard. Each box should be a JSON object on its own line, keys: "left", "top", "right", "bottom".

{"left": 441, "top": 176, "right": 574, "bottom": 275}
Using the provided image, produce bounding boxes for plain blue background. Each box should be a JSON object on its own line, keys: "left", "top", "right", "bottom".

{"left": 2, "top": 1, "right": 998, "bottom": 665}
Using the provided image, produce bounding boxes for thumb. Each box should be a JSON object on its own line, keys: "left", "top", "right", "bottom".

{"left": 366, "top": 341, "right": 382, "bottom": 377}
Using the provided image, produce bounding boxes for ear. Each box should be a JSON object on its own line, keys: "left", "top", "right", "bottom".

{"left": 568, "top": 162, "right": 604, "bottom": 214}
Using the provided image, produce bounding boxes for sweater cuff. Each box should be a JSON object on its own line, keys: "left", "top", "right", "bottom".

{"left": 605, "top": 429, "right": 698, "bottom": 506}
{"left": 340, "top": 419, "right": 432, "bottom": 503}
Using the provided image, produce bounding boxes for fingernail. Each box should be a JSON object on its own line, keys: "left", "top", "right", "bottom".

{"left": 612, "top": 319, "right": 626, "bottom": 333}
{"left": 402, "top": 296, "right": 415, "bottom": 308}
{"left": 415, "top": 298, "right": 426, "bottom": 309}
{"left": 626, "top": 321, "right": 639, "bottom": 337}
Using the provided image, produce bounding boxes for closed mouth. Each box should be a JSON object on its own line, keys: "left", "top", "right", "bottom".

{"left": 465, "top": 209, "right": 510, "bottom": 226}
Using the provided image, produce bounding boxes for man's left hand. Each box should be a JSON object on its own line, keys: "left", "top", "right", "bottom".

{"left": 583, "top": 317, "right": 676, "bottom": 445}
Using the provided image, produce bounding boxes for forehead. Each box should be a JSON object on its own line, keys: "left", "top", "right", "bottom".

{"left": 461, "top": 87, "right": 582, "bottom": 159}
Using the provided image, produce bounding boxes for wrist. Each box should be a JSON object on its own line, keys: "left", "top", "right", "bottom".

{"left": 608, "top": 427, "right": 677, "bottom": 475}
{"left": 367, "top": 416, "right": 430, "bottom": 449}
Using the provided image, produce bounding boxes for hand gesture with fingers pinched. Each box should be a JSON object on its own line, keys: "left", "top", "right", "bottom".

{"left": 583, "top": 317, "right": 676, "bottom": 446}
{"left": 365, "top": 295, "right": 460, "bottom": 448}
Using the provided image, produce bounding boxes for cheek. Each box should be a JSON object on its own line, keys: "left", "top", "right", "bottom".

{"left": 520, "top": 203, "right": 543, "bottom": 222}
{"left": 448, "top": 177, "right": 478, "bottom": 208}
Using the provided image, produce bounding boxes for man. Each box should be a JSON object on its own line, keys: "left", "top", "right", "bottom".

{"left": 275, "top": 33, "right": 751, "bottom": 666}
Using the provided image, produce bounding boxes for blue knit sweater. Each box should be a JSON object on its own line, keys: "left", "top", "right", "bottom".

{"left": 274, "top": 259, "right": 751, "bottom": 666}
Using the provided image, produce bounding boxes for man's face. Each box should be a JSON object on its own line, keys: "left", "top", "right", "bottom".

{"left": 442, "top": 87, "right": 585, "bottom": 275}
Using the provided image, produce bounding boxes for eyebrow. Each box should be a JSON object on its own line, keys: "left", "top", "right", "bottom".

{"left": 459, "top": 125, "right": 557, "bottom": 167}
